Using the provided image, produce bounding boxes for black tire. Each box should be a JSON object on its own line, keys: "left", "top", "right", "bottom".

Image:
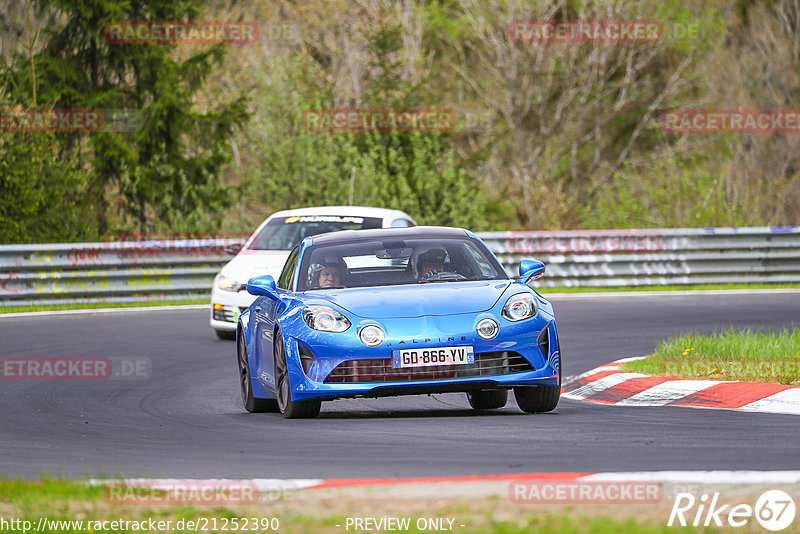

{"left": 216, "top": 329, "right": 236, "bottom": 341}
{"left": 514, "top": 384, "right": 560, "bottom": 413}
{"left": 274, "top": 329, "right": 321, "bottom": 419}
{"left": 514, "top": 337, "right": 561, "bottom": 413}
{"left": 238, "top": 332, "right": 278, "bottom": 413}
{"left": 466, "top": 389, "right": 508, "bottom": 410}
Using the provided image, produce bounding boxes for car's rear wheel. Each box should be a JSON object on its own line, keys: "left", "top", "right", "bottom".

{"left": 274, "top": 330, "right": 321, "bottom": 419}
{"left": 466, "top": 389, "right": 508, "bottom": 410}
{"left": 514, "top": 336, "right": 561, "bottom": 413}
{"left": 238, "top": 332, "right": 278, "bottom": 413}
{"left": 216, "top": 329, "right": 236, "bottom": 341}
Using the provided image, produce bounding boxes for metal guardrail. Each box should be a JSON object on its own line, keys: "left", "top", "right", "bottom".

{"left": 0, "top": 227, "right": 798, "bottom": 306}
{"left": 481, "top": 226, "right": 800, "bottom": 288}
{"left": 0, "top": 239, "right": 244, "bottom": 307}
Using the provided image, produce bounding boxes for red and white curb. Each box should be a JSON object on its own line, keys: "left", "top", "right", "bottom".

{"left": 562, "top": 357, "right": 800, "bottom": 415}
{"left": 92, "top": 470, "right": 800, "bottom": 493}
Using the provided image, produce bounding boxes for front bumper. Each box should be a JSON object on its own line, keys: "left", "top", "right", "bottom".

{"left": 271, "top": 312, "right": 560, "bottom": 402}
{"left": 210, "top": 287, "right": 257, "bottom": 331}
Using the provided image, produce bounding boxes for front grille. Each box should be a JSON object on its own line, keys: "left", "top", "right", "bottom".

{"left": 324, "top": 351, "right": 534, "bottom": 384}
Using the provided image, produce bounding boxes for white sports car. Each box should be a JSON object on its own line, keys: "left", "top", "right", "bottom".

{"left": 210, "top": 206, "right": 416, "bottom": 339}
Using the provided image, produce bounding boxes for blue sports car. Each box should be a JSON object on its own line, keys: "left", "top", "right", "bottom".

{"left": 235, "top": 226, "right": 561, "bottom": 418}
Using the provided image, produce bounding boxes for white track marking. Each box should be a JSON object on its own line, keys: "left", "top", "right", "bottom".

{"left": 562, "top": 372, "right": 649, "bottom": 400}
{"left": 583, "top": 471, "right": 800, "bottom": 484}
{"left": 615, "top": 380, "right": 724, "bottom": 406}
{"left": 738, "top": 388, "right": 800, "bottom": 416}
{"left": 562, "top": 365, "right": 624, "bottom": 387}
{"left": 89, "top": 471, "right": 800, "bottom": 490}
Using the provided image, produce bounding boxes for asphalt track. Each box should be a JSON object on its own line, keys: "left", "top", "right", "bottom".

{"left": 1, "top": 292, "right": 798, "bottom": 480}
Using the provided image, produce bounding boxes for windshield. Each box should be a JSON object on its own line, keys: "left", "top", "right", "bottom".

{"left": 247, "top": 215, "right": 383, "bottom": 250}
{"left": 298, "top": 236, "right": 507, "bottom": 291}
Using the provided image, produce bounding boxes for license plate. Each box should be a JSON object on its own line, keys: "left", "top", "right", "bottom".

{"left": 392, "top": 346, "right": 475, "bottom": 369}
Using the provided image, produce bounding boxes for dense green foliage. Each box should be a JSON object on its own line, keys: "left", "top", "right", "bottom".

{"left": 1, "top": 0, "right": 247, "bottom": 241}
{"left": 2, "top": 0, "right": 800, "bottom": 243}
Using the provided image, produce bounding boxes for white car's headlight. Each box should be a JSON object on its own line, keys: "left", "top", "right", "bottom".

{"left": 502, "top": 293, "right": 537, "bottom": 321}
{"left": 218, "top": 275, "right": 244, "bottom": 292}
{"left": 303, "top": 305, "right": 351, "bottom": 332}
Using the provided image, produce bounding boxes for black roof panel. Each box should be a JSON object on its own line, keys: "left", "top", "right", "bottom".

{"left": 310, "top": 226, "right": 468, "bottom": 245}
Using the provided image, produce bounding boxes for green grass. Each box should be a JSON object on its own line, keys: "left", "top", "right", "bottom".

{"left": 622, "top": 327, "right": 800, "bottom": 385}
{"left": 0, "top": 298, "right": 207, "bottom": 314}
{"left": 0, "top": 478, "right": 719, "bottom": 533}
{"left": 536, "top": 282, "right": 800, "bottom": 293}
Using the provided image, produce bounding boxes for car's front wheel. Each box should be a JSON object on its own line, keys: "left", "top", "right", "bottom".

{"left": 514, "top": 341, "right": 561, "bottom": 413}
{"left": 274, "top": 330, "right": 321, "bottom": 419}
{"left": 466, "top": 389, "right": 508, "bottom": 410}
{"left": 514, "top": 385, "right": 560, "bottom": 413}
{"left": 238, "top": 332, "right": 278, "bottom": 413}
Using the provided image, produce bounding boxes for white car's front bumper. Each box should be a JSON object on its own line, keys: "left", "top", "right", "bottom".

{"left": 210, "top": 284, "right": 257, "bottom": 332}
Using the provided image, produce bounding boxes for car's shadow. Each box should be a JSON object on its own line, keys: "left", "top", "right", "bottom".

{"left": 315, "top": 407, "right": 532, "bottom": 419}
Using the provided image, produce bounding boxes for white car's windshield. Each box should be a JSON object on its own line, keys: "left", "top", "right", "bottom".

{"left": 248, "top": 215, "right": 383, "bottom": 250}
{"left": 298, "top": 237, "right": 507, "bottom": 291}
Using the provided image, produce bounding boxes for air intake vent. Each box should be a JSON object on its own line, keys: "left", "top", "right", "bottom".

{"left": 324, "top": 351, "right": 534, "bottom": 383}
{"left": 538, "top": 328, "right": 549, "bottom": 358}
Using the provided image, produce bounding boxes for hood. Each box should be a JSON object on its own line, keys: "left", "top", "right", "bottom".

{"left": 220, "top": 250, "right": 290, "bottom": 283}
{"left": 312, "top": 280, "right": 513, "bottom": 318}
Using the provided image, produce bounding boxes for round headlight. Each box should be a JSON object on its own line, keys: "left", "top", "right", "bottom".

{"left": 476, "top": 318, "right": 499, "bottom": 339}
{"left": 359, "top": 325, "right": 385, "bottom": 347}
{"left": 502, "top": 293, "right": 537, "bottom": 321}
{"left": 302, "top": 305, "right": 351, "bottom": 332}
{"left": 314, "top": 310, "right": 337, "bottom": 331}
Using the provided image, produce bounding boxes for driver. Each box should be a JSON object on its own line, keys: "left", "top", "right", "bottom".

{"left": 308, "top": 261, "right": 345, "bottom": 289}
{"left": 417, "top": 249, "right": 446, "bottom": 280}
{"left": 318, "top": 264, "right": 343, "bottom": 288}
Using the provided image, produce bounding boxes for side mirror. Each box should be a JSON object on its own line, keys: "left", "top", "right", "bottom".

{"left": 247, "top": 275, "right": 278, "bottom": 298}
{"left": 518, "top": 259, "right": 545, "bottom": 283}
{"left": 223, "top": 242, "right": 243, "bottom": 255}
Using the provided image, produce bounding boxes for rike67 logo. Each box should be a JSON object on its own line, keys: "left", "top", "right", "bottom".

{"left": 668, "top": 490, "right": 796, "bottom": 531}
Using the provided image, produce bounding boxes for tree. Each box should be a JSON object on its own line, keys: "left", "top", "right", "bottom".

{"left": 2, "top": 0, "right": 248, "bottom": 240}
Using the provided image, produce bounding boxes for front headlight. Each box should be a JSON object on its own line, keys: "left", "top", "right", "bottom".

{"left": 476, "top": 318, "right": 499, "bottom": 339}
{"left": 502, "top": 293, "right": 537, "bottom": 321}
{"left": 303, "top": 305, "right": 351, "bottom": 332}
{"left": 218, "top": 275, "right": 244, "bottom": 292}
{"left": 359, "top": 325, "right": 385, "bottom": 347}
